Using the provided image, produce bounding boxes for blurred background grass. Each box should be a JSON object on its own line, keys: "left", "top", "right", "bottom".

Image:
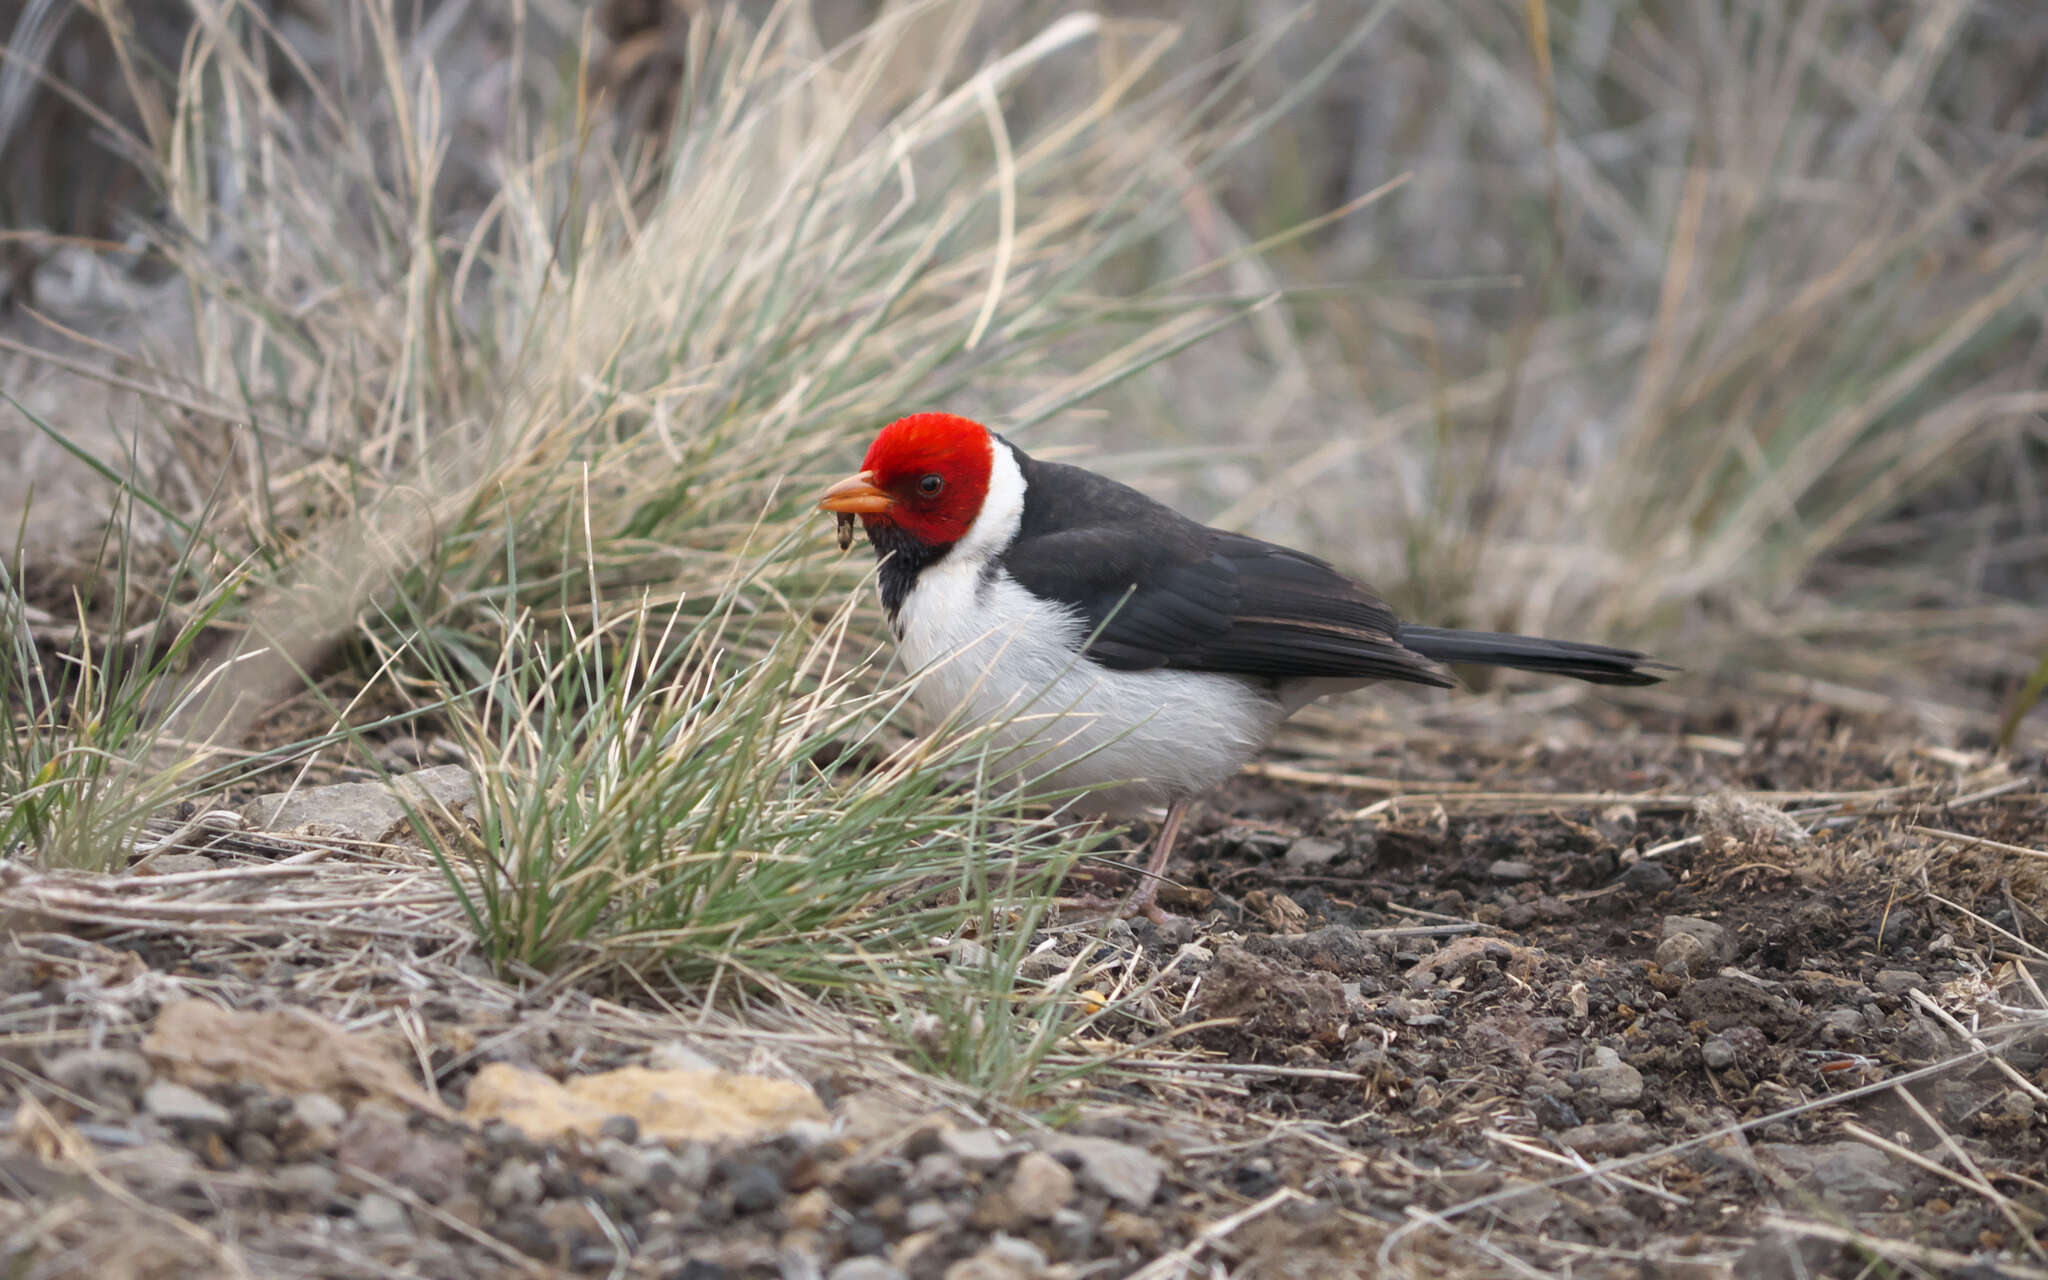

{"left": 6, "top": 0, "right": 2043, "bottom": 729}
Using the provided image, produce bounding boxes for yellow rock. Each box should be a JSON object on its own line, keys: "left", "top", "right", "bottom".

{"left": 464, "top": 1063, "right": 826, "bottom": 1144}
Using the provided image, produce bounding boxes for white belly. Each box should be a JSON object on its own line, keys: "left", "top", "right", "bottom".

{"left": 891, "top": 559, "right": 1286, "bottom": 817}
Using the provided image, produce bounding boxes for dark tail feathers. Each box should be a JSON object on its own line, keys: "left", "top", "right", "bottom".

{"left": 1396, "top": 625, "right": 1670, "bottom": 687}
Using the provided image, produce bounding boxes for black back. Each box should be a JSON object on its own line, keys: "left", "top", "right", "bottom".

{"left": 995, "top": 440, "right": 1452, "bottom": 687}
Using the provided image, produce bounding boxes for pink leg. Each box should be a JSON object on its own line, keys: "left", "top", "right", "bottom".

{"left": 1115, "top": 797, "right": 1191, "bottom": 924}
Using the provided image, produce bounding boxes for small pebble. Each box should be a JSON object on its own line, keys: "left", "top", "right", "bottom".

{"left": 912, "top": 1152, "right": 965, "bottom": 1191}
{"left": 1004, "top": 1151, "right": 1075, "bottom": 1220}
{"left": 1047, "top": 1135, "right": 1163, "bottom": 1207}
{"left": 1048, "top": 1207, "right": 1095, "bottom": 1257}
{"left": 274, "top": 1162, "right": 341, "bottom": 1204}
{"left": 144, "top": 1081, "right": 232, "bottom": 1130}
{"left": 1620, "top": 861, "right": 1674, "bottom": 895}
{"left": 1487, "top": 859, "right": 1538, "bottom": 882}
{"left": 1874, "top": 968, "right": 1924, "bottom": 996}
{"left": 604, "top": 1139, "right": 657, "bottom": 1189}
{"left": 837, "top": 1158, "right": 910, "bottom": 1204}
{"left": 1557, "top": 1122, "right": 1656, "bottom": 1156}
{"left": 1821, "top": 1007, "right": 1865, "bottom": 1037}
{"left": 726, "top": 1162, "right": 784, "bottom": 1214}
{"left": 487, "top": 1159, "right": 544, "bottom": 1209}
{"left": 905, "top": 1199, "right": 952, "bottom": 1232}
{"left": 44, "top": 1048, "right": 152, "bottom": 1108}
{"left": 293, "top": 1093, "right": 347, "bottom": 1131}
{"left": 1285, "top": 837, "right": 1344, "bottom": 869}
{"left": 939, "top": 1127, "right": 1017, "bottom": 1168}
{"left": 1573, "top": 1047, "right": 1645, "bottom": 1107}
{"left": 828, "top": 1259, "right": 907, "bottom": 1280}
{"left": 598, "top": 1114, "right": 640, "bottom": 1144}
{"left": 354, "top": 1192, "right": 411, "bottom": 1234}
{"left": 236, "top": 1131, "right": 280, "bottom": 1166}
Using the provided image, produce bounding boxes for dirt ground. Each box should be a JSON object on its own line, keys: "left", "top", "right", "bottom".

{"left": 4, "top": 689, "right": 2047, "bottom": 1279}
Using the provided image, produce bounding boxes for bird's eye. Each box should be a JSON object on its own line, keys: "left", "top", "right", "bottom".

{"left": 917, "top": 474, "right": 944, "bottom": 496}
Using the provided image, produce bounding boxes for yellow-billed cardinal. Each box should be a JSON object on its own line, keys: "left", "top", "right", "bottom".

{"left": 820, "top": 413, "right": 1666, "bottom": 921}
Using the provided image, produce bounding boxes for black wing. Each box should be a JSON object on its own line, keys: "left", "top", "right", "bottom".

{"left": 1000, "top": 445, "right": 1450, "bottom": 687}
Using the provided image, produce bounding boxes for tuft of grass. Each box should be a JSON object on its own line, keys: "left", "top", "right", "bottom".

{"left": 396, "top": 523, "right": 1099, "bottom": 984}
{"left": 0, "top": 485, "right": 235, "bottom": 869}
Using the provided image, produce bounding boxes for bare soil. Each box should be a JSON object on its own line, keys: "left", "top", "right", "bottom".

{"left": 4, "top": 692, "right": 2047, "bottom": 1279}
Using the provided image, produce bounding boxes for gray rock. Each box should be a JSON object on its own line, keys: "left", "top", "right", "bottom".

{"left": 236, "top": 1131, "right": 280, "bottom": 1166}
{"left": 487, "top": 1159, "right": 544, "bottom": 1209}
{"left": 1018, "top": 951, "right": 1070, "bottom": 981}
{"left": 143, "top": 1081, "right": 231, "bottom": 1130}
{"left": 1700, "top": 1035, "right": 1738, "bottom": 1070}
{"left": 1556, "top": 1122, "right": 1655, "bottom": 1156}
{"left": 912, "top": 1152, "right": 965, "bottom": 1191}
{"left": 1656, "top": 916, "right": 1731, "bottom": 976}
{"left": 665, "top": 1141, "right": 713, "bottom": 1192}
{"left": 1487, "top": 859, "right": 1538, "bottom": 882}
{"left": 390, "top": 765, "right": 479, "bottom": 817}
{"left": 829, "top": 1260, "right": 908, "bottom": 1280}
{"left": 727, "top": 1161, "right": 784, "bottom": 1214}
{"left": 1874, "top": 969, "right": 1923, "bottom": 996}
{"left": 938, "top": 1126, "right": 1020, "bottom": 1168}
{"left": 354, "top": 1191, "right": 412, "bottom": 1234}
{"left": 274, "top": 1162, "right": 341, "bottom": 1205}
{"left": 905, "top": 1199, "right": 952, "bottom": 1232}
{"left": 1620, "top": 861, "right": 1675, "bottom": 895}
{"left": 45, "top": 1048, "right": 152, "bottom": 1108}
{"left": 1148, "top": 914, "right": 1197, "bottom": 947}
{"left": 1759, "top": 1140, "right": 1905, "bottom": 1212}
{"left": 1285, "top": 838, "right": 1344, "bottom": 869}
{"left": 1821, "top": 1007, "right": 1865, "bottom": 1038}
{"left": 242, "top": 765, "right": 475, "bottom": 842}
{"left": 292, "top": 1092, "right": 347, "bottom": 1131}
{"left": 1045, "top": 1135, "right": 1162, "bottom": 1207}
{"left": 1574, "top": 1047, "right": 1644, "bottom": 1107}
{"left": 1048, "top": 1207, "right": 1095, "bottom": 1256}
{"left": 597, "top": 1137, "right": 654, "bottom": 1188}
{"left": 120, "top": 1142, "right": 205, "bottom": 1197}
{"left": 243, "top": 782, "right": 405, "bottom": 840}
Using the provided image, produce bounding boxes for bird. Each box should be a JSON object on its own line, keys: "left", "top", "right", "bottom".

{"left": 819, "top": 412, "right": 1667, "bottom": 921}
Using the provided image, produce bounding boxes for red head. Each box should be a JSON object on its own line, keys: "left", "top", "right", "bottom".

{"left": 818, "top": 413, "right": 993, "bottom": 547}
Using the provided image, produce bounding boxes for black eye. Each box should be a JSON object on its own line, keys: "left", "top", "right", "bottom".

{"left": 917, "top": 474, "right": 944, "bottom": 496}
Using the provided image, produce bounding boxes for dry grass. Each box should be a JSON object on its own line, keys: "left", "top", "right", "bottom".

{"left": 3, "top": 2, "right": 2048, "bottom": 1275}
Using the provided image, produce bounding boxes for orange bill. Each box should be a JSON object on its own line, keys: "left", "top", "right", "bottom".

{"left": 818, "top": 471, "right": 894, "bottom": 515}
